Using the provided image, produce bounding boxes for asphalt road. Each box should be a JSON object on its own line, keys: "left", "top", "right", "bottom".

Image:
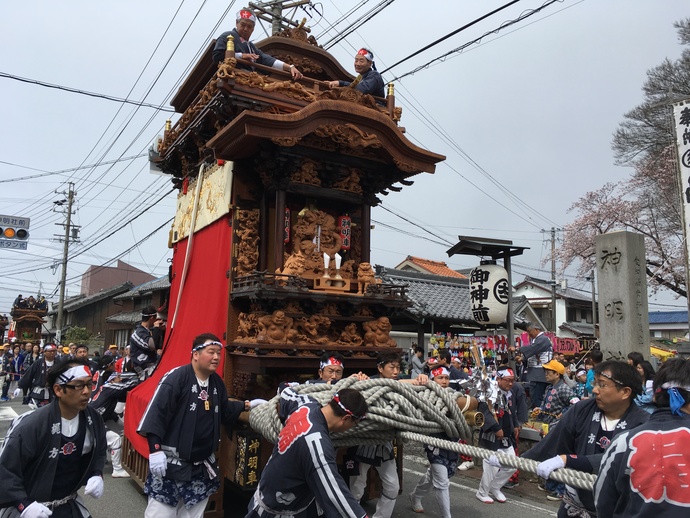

{"left": 0, "top": 397, "right": 559, "bottom": 517}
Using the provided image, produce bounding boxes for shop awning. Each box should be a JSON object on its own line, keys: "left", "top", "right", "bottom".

{"left": 650, "top": 345, "right": 676, "bottom": 359}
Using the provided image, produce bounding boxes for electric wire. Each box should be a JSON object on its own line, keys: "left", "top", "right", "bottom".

{"left": 387, "top": 0, "right": 567, "bottom": 82}
{"left": 379, "top": 0, "right": 521, "bottom": 75}
{"left": 1, "top": 2, "right": 239, "bottom": 292}
{"left": 0, "top": 154, "right": 148, "bottom": 183}
{"left": 0, "top": 72, "right": 177, "bottom": 113}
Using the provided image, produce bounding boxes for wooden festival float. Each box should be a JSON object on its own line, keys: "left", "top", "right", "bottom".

{"left": 121, "top": 21, "right": 444, "bottom": 516}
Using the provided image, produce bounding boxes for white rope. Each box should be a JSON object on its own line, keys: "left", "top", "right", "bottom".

{"left": 248, "top": 378, "right": 595, "bottom": 491}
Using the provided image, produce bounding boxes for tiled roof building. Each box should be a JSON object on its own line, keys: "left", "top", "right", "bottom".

{"left": 394, "top": 255, "right": 467, "bottom": 279}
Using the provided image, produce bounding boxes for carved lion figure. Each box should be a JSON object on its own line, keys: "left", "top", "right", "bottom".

{"left": 357, "top": 262, "right": 376, "bottom": 294}
{"left": 362, "top": 317, "right": 396, "bottom": 348}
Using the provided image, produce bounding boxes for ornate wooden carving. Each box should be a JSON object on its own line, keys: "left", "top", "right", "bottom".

{"left": 313, "top": 124, "right": 382, "bottom": 150}
{"left": 336, "top": 323, "right": 363, "bottom": 347}
{"left": 237, "top": 312, "right": 259, "bottom": 340}
{"left": 290, "top": 159, "right": 321, "bottom": 186}
{"left": 356, "top": 262, "right": 377, "bottom": 294}
{"left": 233, "top": 71, "right": 318, "bottom": 103}
{"left": 256, "top": 310, "right": 296, "bottom": 344}
{"left": 363, "top": 317, "right": 397, "bottom": 347}
{"left": 340, "top": 259, "right": 355, "bottom": 280}
{"left": 271, "top": 137, "right": 301, "bottom": 147}
{"left": 332, "top": 168, "right": 362, "bottom": 194}
{"left": 293, "top": 315, "right": 331, "bottom": 344}
{"left": 317, "top": 88, "right": 380, "bottom": 110}
{"left": 274, "top": 25, "right": 320, "bottom": 47}
{"left": 235, "top": 209, "right": 260, "bottom": 277}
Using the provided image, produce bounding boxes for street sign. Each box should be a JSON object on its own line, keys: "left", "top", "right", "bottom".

{"left": 0, "top": 214, "right": 30, "bottom": 249}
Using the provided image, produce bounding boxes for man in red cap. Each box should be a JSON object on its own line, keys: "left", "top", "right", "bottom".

{"left": 212, "top": 8, "right": 303, "bottom": 80}
{"left": 328, "top": 48, "right": 385, "bottom": 97}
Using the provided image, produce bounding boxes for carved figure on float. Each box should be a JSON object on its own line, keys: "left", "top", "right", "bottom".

{"left": 337, "top": 323, "right": 364, "bottom": 347}
{"left": 294, "top": 315, "right": 331, "bottom": 344}
{"left": 363, "top": 316, "right": 396, "bottom": 347}
{"left": 256, "top": 310, "right": 297, "bottom": 344}
{"left": 356, "top": 262, "right": 377, "bottom": 294}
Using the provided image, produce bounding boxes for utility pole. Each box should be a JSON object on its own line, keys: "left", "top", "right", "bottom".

{"left": 586, "top": 270, "right": 597, "bottom": 336}
{"left": 54, "top": 183, "right": 78, "bottom": 344}
{"left": 249, "top": 0, "right": 312, "bottom": 35}
{"left": 542, "top": 227, "right": 562, "bottom": 333}
{"left": 551, "top": 227, "right": 557, "bottom": 333}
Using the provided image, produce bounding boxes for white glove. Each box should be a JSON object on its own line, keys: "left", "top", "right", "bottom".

{"left": 84, "top": 475, "right": 104, "bottom": 499}
{"left": 537, "top": 455, "right": 565, "bottom": 479}
{"left": 13, "top": 387, "right": 22, "bottom": 398}
{"left": 149, "top": 451, "right": 167, "bottom": 478}
{"left": 486, "top": 455, "right": 502, "bottom": 467}
{"left": 250, "top": 398, "right": 267, "bottom": 409}
{"left": 20, "top": 502, "right": 52, "bottom": 518}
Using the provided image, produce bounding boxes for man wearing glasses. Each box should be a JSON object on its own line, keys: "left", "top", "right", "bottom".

{"left": 0, "top": 358, "right": 107, "bottom": 518}
{"left": 138, "top": 334, "right": 250, "bottom": 518}
{"left": 595, "top": 357, "right": 690, "bottom": 517}
{"left": 523, "top": 360, "right": 649, "bottom": 518}
{"left": 246, "top": 387, "right": 368, "bottom": 518}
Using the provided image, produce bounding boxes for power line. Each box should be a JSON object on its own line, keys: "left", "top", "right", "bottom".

{"left": 379, "top": 0, "right": 521, "bottom": 75}
{"left": 372, "top": 219, "right": 452, "bottom": 247}
{"left": 377, "top": 205, "right": 455, "bottom": 245}
{"left": 389, "top": 0, "right": 568, "bottom": 82}
{"left": 0, "top": 154, "right": 147, "bottom": 183}
{"left": 0, "top": 71, "right": 176, "bottom": 112}
{"left": 322, "top": 0, "right": 396, "bottom": 49}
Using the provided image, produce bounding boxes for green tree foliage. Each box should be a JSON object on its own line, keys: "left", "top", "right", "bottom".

{"left": 63, "top": 326, "right": 92, "bottom": 345}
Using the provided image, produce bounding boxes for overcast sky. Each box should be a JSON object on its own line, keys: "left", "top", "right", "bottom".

{"left": 1, "top": 0, "right": 688, "bottom": 314}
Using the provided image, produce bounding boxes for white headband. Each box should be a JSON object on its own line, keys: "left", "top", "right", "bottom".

{"left": 320, "top": 357, "right": 344, "bottom": 370}
{"left": 57, "top": 365, "right": 92, "bottom": 385}
{"left": 431, "top": 366, "right": 449, "bottom": 379}
{"left": 237, "top": 9, "right": 256, "bottom": 23}
{"left": 661, "top": 382, "right": 690, "bottom": 391}
{"left": 356, "top": 48, "right": 374, "bottom": 61}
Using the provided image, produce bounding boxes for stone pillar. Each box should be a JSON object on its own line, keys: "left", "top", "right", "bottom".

{"left": 595, "top": 231, "right": 650, "bottom": 361}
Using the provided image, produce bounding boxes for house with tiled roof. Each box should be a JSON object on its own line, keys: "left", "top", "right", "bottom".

{"left": 377, "top": 266, "right": 543, "bottom": 350}
{"left": 649, "top": 310, "right": 688, "bottom": 339}
{"left": 45, "top": 281, "right": 134, "bottom": 345}
{"left": 513, "top": 276, "right": 596, "bottom": 339}
{"left": 394, "top": 256, "right": 467, "bottom": 279}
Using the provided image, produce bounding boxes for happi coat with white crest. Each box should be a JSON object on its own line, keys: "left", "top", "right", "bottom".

{"left": 137, "top": 364, "right": 244, "bottom": 481}
{"left": 0, "top": 399, "right": 106, "bottom": 512}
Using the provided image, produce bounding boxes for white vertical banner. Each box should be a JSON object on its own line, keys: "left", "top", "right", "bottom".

{"left": 673, "top": 100, "right": 690, "bottom": 274}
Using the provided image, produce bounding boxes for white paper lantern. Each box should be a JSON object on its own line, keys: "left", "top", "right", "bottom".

{"left": 469, "top": 263, "right": 510, "bottom": 325}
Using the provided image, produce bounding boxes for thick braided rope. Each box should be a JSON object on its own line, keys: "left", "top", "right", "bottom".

{"left": 248, "top": 378, "right": 595, "bottom": 492}
{"left": 399, "top": 431, "right": 595, "bottom": 491}
{"left": 249, "top": 377, "right": 472, "bottom": 444}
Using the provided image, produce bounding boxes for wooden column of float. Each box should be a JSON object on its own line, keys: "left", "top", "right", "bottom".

{"left": 361, "top": 204, "right": 371, "bottom": 264}
{"left": 273, "top": 190, "right": 286, "bottom": 272}
{"left": 259, "top": 193, "right": 268, "bottom": 271}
